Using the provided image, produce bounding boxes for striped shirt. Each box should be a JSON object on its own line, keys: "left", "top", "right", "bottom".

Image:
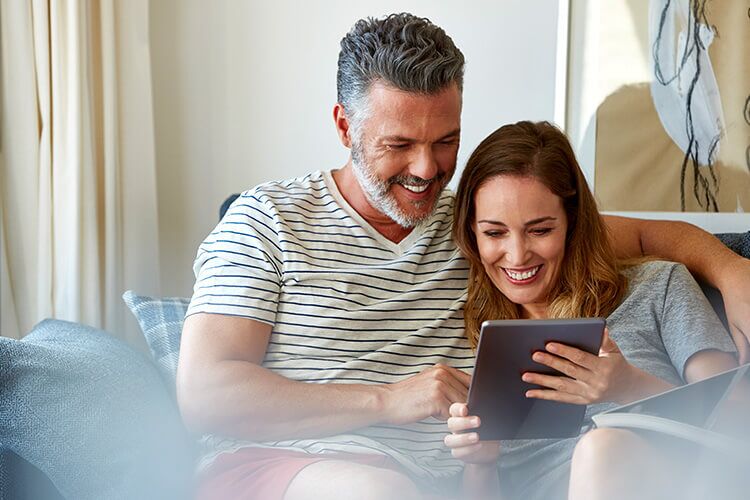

{"left": 187, "top": 170, "right": 473, "bottom": 482}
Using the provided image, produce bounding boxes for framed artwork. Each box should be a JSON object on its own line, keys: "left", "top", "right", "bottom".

{"left": 567, "top": 0, "right": 750, "bottom": 217}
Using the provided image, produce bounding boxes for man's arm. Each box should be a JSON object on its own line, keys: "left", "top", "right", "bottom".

{"left": 176, "top": 313, "right": 470, "bottom": 442}
{"left": 603, "top": 215, "right": 750, "bottom": 362}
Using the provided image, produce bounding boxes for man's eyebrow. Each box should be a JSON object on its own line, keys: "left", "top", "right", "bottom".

{"left": 379, "top": 129, "right": 461, "bottom": 143}
{"left": 437, "top": 129, "right": 461, "bottom": 140}
{"left": 380, "top": 135, "right": 414, "bottom": 143}
{"left": 477, "top": 216, "right": 557, "bottom": 226}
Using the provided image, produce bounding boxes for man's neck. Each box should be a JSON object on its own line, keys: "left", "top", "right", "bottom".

{"left": 331, "top": 165, "right": 414, "bottom": 244}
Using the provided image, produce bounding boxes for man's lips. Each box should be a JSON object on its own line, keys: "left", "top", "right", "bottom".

{"left": 394, "top": 180, "right": 436, "bottom": 200}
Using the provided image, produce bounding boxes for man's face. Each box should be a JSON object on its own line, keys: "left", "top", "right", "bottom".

{"left": 349, "top": 83, "right": 462, "bottom": 227}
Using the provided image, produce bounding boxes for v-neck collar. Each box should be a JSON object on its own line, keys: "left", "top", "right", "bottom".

{"left": 322, "top": 170, "right": 426, "bottom": 255}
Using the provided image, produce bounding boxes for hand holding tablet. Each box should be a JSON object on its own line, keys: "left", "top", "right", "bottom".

{"left": 466, "top": 318, "right": 606, "bottom": 440}
{"left": 522, "top": 327, "right": 641, "bottom": 406}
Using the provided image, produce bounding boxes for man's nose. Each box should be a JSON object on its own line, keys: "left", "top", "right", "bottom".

{"left": 409, "top": 146, "right": 439, "bottom": 181}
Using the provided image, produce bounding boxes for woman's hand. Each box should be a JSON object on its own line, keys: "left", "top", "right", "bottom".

{"left": 444, "top": 403, "right": 501, "bottom": 465}
{"left": 523, "top": 328, "right": 648, "bottom": 405}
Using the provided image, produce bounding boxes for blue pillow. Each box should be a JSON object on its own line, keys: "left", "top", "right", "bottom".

{"left": 122, "top": 291, "right": 189, "bottom": 393}
{"left": 0, "top": 319, "right": 194, "bottom": 500}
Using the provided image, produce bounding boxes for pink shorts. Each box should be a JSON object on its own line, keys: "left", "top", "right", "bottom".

{"left": 195, "top": 447, "right": 409, "bottom": 500}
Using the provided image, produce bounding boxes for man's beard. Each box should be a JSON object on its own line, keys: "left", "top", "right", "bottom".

{"left": 350, "top": 143, "right": 450, "bottom": 229}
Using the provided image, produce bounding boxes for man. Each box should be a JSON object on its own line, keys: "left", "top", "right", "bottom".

{"left": 177, "top": 13, "right": 750, "bottom": 500}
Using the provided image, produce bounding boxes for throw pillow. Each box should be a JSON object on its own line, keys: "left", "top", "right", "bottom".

{"left": 122, "top": 291, "right": 189, "bottom": 393}
{"left": 0, "top": 319, "right": 194, "bottom": 500}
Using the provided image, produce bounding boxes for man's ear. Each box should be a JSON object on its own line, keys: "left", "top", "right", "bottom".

{"left": 333, "top": 103, "right": 353, "bottom": 148}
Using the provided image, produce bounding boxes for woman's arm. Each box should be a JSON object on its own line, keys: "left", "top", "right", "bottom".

{"left": 683, "top": 349, "right": 738, "bottom": 384}
{"left": 523, "top": 329, "right": 676, "bottom": 405}
{"left": 602, "top": 215, "right": 750, "bottom": 363}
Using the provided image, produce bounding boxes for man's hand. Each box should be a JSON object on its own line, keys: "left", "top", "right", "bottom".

{"left": 381, "top": 364, "right": 471, "bottom": 424}
{"left": 718, "top": 258, "right": 750, "bottom": 364}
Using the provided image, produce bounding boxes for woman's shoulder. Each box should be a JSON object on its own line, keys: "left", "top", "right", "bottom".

{"left": 621, "top": 260, "right": 691, "bottom": 291}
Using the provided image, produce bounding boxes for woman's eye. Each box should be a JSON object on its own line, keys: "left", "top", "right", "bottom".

{"left": 483, "top": 230, "right": 505, "bottom": 238}
{"left": 530, "top": 228, "right": 553, "bottom": 236}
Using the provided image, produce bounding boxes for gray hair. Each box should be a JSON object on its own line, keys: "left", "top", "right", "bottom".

{"left": 337, "top": 13, "right": 465, "bottom": 136}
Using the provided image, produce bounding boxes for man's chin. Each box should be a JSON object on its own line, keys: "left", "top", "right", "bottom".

{"left": 391, "top": 198, "right": 441, "bottom": 228}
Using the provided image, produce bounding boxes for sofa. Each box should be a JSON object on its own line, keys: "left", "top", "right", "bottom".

{"left": 1, "top": 199, "right": 747, "bottom": 498}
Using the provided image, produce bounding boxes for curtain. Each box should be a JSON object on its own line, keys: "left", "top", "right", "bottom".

{"left": 0, "top": 0, "right": 161, "bottom": 344}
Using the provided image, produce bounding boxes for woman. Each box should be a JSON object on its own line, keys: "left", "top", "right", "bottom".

{"left": 446, "top": 121, "right": 737, "bottom": 500}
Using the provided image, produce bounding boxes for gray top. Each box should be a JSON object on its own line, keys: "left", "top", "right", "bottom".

{"left": 497, "top": 260, "right": 736, "bottom": 500}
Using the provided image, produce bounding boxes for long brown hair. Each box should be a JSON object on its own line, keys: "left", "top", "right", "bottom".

{"left": 453, "top": 121, "right": 627, "bottom": 348}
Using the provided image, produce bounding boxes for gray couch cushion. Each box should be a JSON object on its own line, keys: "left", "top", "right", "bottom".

{"left": 0, "top": 319, "right": 194, "bottom": 500}
{"left": 716, "top": 231, "right": 750, "bottom": 257}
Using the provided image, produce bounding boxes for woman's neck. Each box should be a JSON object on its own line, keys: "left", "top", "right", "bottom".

{"left": 520, "top": 303, "right": 549, "bottom": 319}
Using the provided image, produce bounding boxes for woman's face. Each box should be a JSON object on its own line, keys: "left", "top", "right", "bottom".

{"left": 472, "top": 175, "right": 568, "bottom": 318}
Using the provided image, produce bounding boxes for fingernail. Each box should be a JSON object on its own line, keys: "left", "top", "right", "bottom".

{"left": 533, "top": 353, "right": 544, "bottom": 362}
{"left": 472, "top": 417, "right": 480, "bottom": 426}
{"left": 547, "top": 343, "right": 558, "bottom": 353}
{"left": 469, "top": 433, "right": 478, "bottom": 443}
{"left": 525, "top": 391, "right": 532, "bottom": 398}
{"left": 522, "top": 374, "right": 530, "bottom": 382}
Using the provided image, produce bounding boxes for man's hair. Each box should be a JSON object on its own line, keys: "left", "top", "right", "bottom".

{"left": 337, "top": 13, "right": 465, "bottom": 132}
{"left": 453, "top": 121, "right": 628, "bottom": 348}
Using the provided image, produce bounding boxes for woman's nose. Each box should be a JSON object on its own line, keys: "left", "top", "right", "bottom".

{"left": 504, "top": 234, "right": 530, "bottom": 265}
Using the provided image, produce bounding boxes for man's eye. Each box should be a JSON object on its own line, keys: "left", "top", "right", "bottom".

{"left": 386, "top": 144, "right": 408, "bottom": 150}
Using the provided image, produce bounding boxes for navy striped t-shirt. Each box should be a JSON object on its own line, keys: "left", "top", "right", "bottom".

{"left": 187, "top": 170, "right": 473, "bottom": 480}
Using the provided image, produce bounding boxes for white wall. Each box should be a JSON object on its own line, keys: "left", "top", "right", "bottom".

{"left": 150, "top": 0, "right": 563, "bottom": 296}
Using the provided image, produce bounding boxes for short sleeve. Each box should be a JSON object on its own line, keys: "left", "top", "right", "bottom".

{"left": 659, "top": 263, "right": 736, "bottom": 379}
{"left": 186, "top": 191, "right": 284, "bottom": 326}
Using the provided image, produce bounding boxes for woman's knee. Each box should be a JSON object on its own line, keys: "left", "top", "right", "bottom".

{"left": 572, "top": 428, "right": 645, "bottom": 468}
{"left": 569, "top": 428, "right": 668, "bottom": 500}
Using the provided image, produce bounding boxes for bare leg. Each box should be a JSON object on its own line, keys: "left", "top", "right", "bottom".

{"left": 568, "top": 428, "right": 674, "bottom": 500}
{"left": 283, "top": 459, "right": 423, "bottom": 500}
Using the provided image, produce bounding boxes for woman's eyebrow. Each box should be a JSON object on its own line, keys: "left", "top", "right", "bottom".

{"left": 476, "top": 216, "right": 557, "bottom": 226}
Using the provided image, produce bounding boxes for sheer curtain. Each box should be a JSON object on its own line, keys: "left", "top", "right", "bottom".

{"left": 0, "top": 0, "right": 160, "bottom": 344}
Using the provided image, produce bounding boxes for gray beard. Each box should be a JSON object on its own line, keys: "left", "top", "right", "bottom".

{"left": 350, "top": 143, "right": 445, "bottom": 229}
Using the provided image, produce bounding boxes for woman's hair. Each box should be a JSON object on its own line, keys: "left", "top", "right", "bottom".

{"left": 453, "top": 121, "right": 627, "bottom": 348}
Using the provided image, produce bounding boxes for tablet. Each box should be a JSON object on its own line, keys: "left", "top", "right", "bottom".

{"left": 595, "top": 363, "right": 750, "bottom": 430}
{"left": 467, "top": 318, "right": 605, "bottom": 440}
